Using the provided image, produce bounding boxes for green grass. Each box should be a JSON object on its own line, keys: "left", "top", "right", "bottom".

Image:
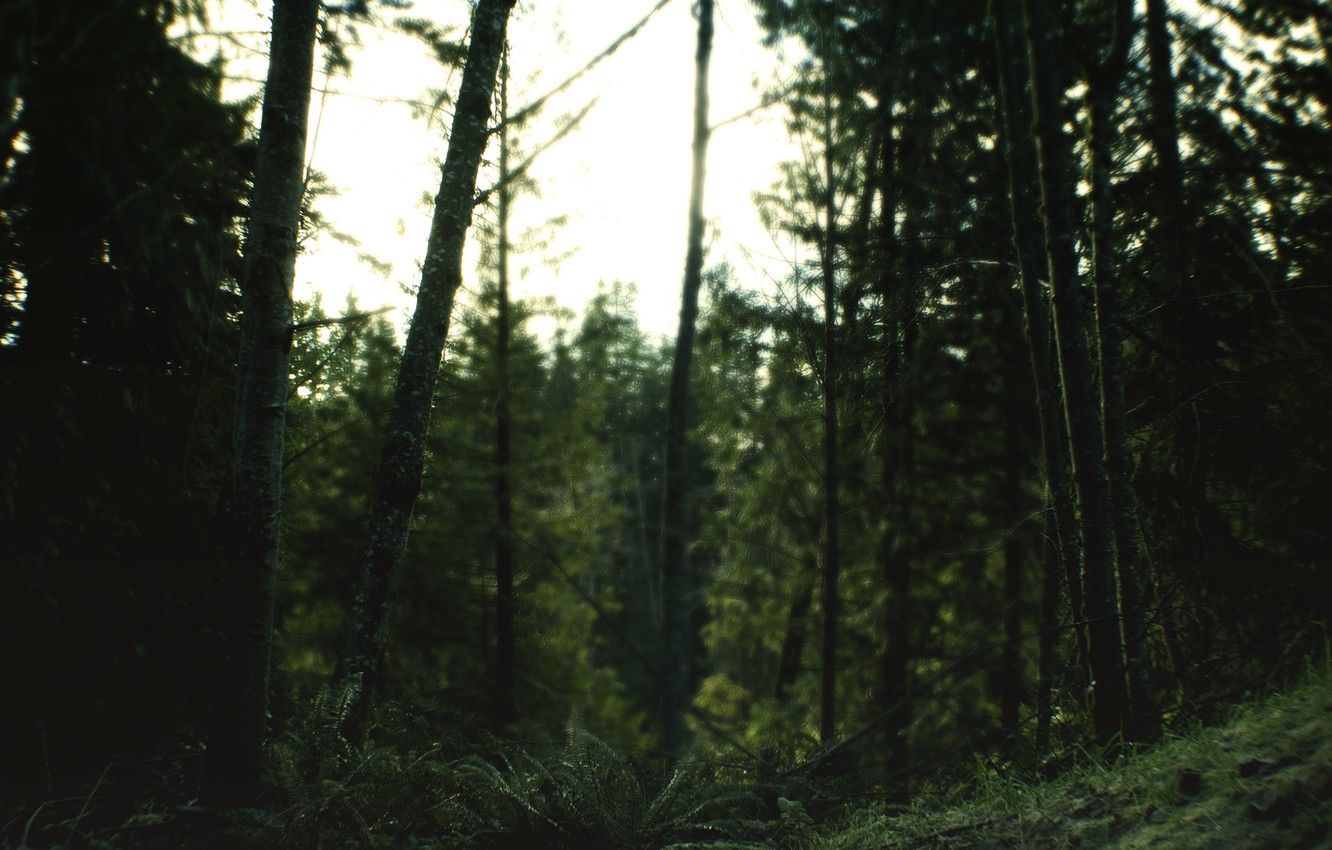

{"left": 13, "top": 668, "right": 1330, "bottom": 848}
{"left": 813, "top": 667, "right": 1332, "bottom": 849}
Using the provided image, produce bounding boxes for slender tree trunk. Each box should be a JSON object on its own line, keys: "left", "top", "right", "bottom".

{"left": 886, "top": 269, "right": 917, "bottom": 754}
{"left": 205, "top": 0, "right": 319, "bottom": 801}
{"left": 492, "top": 48, "right": 517, "bottom": 731}
{"left": 1020, "top": 0, "right": 1128, "bottom": 746}
{"left": 874, "top": 67, "right": 912, "bottom": 768}
{"left": 1035, "top": 509, "right": 1060, "bottom": 750}
{"left": 1146, "top": 0, "right": 1205, "bottom": 694}
{"left": 1085, "top": 73, "right": 1161, "bottom": 744}
{"left": 329, "top": 0, "right": 515, "bottom": 741}
{"left": 838, "top": 143, "right": 880, "bottom": 517}
{"left": 818, "top": 78, "right": 841, "bottom": 748}
{"left": 659, "top": 0, "right": 714, "bottom": 756}
{"left": 1001, "top": 405, "right": 1026, "bottom": 737}
{"left": 990, "top": 0, "right": 1091, "bottom": 696}
{"left": 1145, "top": 0, "right": 1183, "bottom": 298}
{"left": 774, "top": 565, "right": 816, "bottom": 702}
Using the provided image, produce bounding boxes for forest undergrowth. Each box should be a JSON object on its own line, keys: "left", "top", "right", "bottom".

{"left": 6, "top": 664, "right": 1329, "bottom": 849}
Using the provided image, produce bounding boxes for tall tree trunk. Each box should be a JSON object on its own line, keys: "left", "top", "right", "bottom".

{"left": 990, "top": 0, "right": 1090, "bottom": 696}
{"left": 205, "top": 0, "right": 319, "bottom": 801}
{"left": 874, "top": 65, "right": 912, "bottom": 768}
{"left": 1085, "top": 43, "right": 1161, "bottom": 742}
{"left": 1035, "top": 509, "right": 1060, "bottom": 750}
{"left": 330, "top": 0, "right": 515, "bottom": 741}
{"left": 818, "top": 77, "right": 841, "bottom": 748}
{"left": 659, "top": 0, "right": 714, "bottom": 756}
{"left": 1001, "top": 402, "right": 1026, "bottom": 737}
{"left": 774, "top": 564, "right": 816, "bottom": 702}
{"left": 492, "top": 47, "right": 517, "bottom": 731}
{"left": 1145, "top": 0, "right": 1184, "bottom": 299}
{"left": 1146, "top": 0, "right": 1204, "bottom": 696}
{"left": 1020, "top": 0, "right": 1128, "bottom": 747}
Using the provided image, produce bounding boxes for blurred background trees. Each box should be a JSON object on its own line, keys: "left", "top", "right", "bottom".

{"left": 1, "top": 0, "right": 1328, "bottom": 814}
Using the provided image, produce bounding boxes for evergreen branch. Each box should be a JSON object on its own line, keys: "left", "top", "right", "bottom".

{"left": 496, "top": 0, "right": 674, "bottom": 133}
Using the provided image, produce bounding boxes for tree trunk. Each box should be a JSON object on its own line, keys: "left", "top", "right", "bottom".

{"left": 774, "top": 565, "right": 816, "bottom": 702}
{"left": 330, "top": 0, "right": 514, "bottom": 742}
{"left": 493, "top": 47, "right": 517, "bottom": 731}
{"left": 659, "top": 0, "right": 714, "bottom": 756}
{"left": 874, "top": 65, "right": 912, "bottom": 768}
{"left": 1035, "top": 509, "right": 1060, "bottom": 750}
{"left": 818, "top": 77, "right": 841, "bottom": 748}
{"left": 205, "top": 0, "right": 319, "bottom": 801}
{"left": 1085, "top": 71, "right": 1161, "bottom": 744}
{"left": 1146, "top": 0, "right": 1205, "bottom": 695}
{"left": 1001, "top": 404, "right": 1026, "bottom": 737}
{"left": 1020, "top": 0, "right": 1128, "bottom": 746}
{"left": 989, "top": 0, "right": 1090, "bottom": 695}
{"left": 1145, "top": 0, "right": 1184, "bottom": 298}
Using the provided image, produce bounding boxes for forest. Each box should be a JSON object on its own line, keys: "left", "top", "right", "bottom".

{"left": 1, "top": 0, "right": 1330, "bottom": 847}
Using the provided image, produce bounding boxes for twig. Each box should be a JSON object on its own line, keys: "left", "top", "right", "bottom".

{"left": 474, "top": 96, "right": 600, "bottom": 208}
{"left": 65, "top": 762, "right": 112, "bottom": 845}
{"left": 496, "top": 0, "right": 674, "bottom": 133}
{"left": 291, "top": 306, "right": 393, "bottom": 334}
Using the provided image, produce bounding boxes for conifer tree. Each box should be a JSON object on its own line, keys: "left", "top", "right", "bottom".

{"left": 207, "top": 0, "right": 320, "bottom": 799}
{"left": 660, "top": 0, "right": 715, "bottom": 755}
{"left": 331, "top": 0, "right": 515, "bottom": 742}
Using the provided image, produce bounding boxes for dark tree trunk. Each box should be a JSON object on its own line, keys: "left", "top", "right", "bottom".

{"left": 874, "top": 65, "right": 912, "bottom": 767}
{"left": 330, "top": 0, "right": 515, "bottom": 741}
{"left": 493, "top": 48, "right": 517, "bottom": 731}
{"left": 659, "top": 0, "right": 713, "bottom": 756}
{"left": 205, "top": 0, "right": 319, "bottom": 801}
{"left": 1001, "top": 405, "right": 1026, "bottom": 737}
{"left": 1085, "top": 26, "right": 1161, "bottom": 741}
{"left": 1035, "top": 510, "right": 1060, "bottom": 750}
{"left": 1145, "top": 0, "right": 1203, "bottom": 698}
{"left": 774, "top": 564, "right": 816, "bottom": 702}
{"left": 1020, "top": 0, "right": 1128, "bottom": 746}
{"left": 818, "top": 79, "right": 841, "bottom": 748}
{"left": 1145, "top": 0, "right": 1184, "bottom": 297}
{"left": 989, "top": 0, "right": 1090, "bottom": 694}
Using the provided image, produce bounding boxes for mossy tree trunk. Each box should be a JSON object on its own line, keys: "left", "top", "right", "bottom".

{"left": 330, "top": 0, "right": 515, "bottom": 743}
{"left": 206, "top": 0, "right": 319, "bottom": 802}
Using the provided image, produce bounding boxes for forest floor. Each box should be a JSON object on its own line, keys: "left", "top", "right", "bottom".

{"left": 817, "top": 668, "right": 1332, "bottom": 849}
{"left": 7, "top": 668, "right": 1330, "bottom": 849}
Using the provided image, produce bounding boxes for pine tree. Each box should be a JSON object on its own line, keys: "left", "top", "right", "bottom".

{"left": 207, "top": 0, "right": 321, "bottom": 799}
{"left": 660, "top": 0, "right": 715, "bottom": 755}
{"left": 331, "top": 0, "right": 516, "bottom": 744}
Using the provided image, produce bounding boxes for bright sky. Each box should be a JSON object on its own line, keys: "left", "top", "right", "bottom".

{"left": 198, "top": 0, "right": 797, "bottom": 339}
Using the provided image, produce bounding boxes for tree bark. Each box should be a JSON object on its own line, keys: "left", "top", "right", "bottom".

{"left": 1020, "top": 0, "right": 1128, "bottom": 747}
{"left": 493, "top": 47, "right": 517, "bottom": 731}
{"left": 330, "top": 0, "right": 515, "bottom": 741}
{"left": 874, "top": 62, "right": 912, "bottom": 768}
{"left": 205, "top": 0, "right": 319, "bottom": 801}
{"left": 1035, "top": 509, "right": 1060, "bottom": 750}
{"left": 989, "top": 0, "right": 1090, "bottom": 696}
{"left": 1145, "top": 0, "right": 1204, "bottom": 697}
{"left": 659, "top": 0, "right": 714, "bottom": 756}
{"left": 1084, "top": 14, "right": 1161, "bottom": 740}
{"left": 818, "top": 76, "right": 841, "bottom": 748}
{"left": 1001, "top": 403, "right": 1026, "bottom": 737}
{"left": 1145, "top": 0, "right": 1184, "bottom": 298}
{"left": 774, "top": 565, "right": 816, "bottom": 702}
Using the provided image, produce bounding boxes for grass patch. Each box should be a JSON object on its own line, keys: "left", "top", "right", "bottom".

{"left": 814, "top": 666, "right": 1332, "bottom": 848}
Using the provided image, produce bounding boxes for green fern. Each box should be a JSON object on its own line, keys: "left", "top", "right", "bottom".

{"left": 432, "top": 728, "right": 775, "bottom": 849}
